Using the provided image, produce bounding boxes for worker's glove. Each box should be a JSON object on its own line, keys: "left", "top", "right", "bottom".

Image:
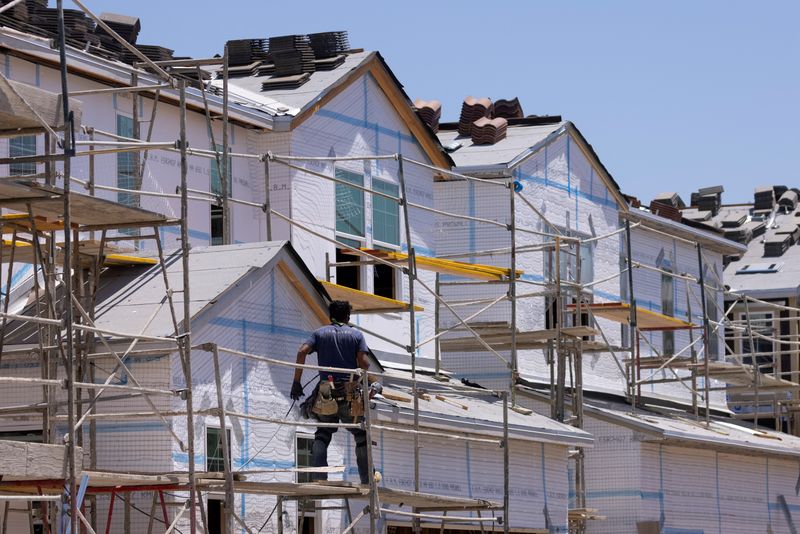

{"left": 369, "top": 382, "right": 383, "bottom": 399}
{"left": 290, "top": 380, "right": 305, "bottom": 401}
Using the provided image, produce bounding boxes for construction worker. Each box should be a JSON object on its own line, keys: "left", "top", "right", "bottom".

{"left": 290, "top": 300, "right": 381, "bottom": 485}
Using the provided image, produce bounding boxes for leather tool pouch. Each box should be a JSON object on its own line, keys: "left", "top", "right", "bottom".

{"left": 312, "top": 380, "right": 339, "bottom": 416}
{"left": 345, "top": 381, "right": 364, "bottom": 418}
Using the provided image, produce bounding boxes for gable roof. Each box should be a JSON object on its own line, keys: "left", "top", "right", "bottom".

{"left": 437, "top": 119, "right": 628, "bottom": 210}
{"left": 3, "top": 241, "right": 329, "bottom": 345}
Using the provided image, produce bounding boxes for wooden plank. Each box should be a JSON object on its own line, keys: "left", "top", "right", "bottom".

{"left": 364, "top": 249, "right": 523, "bottom": 281}
{"left": 568, "top": 302, "right": 696, "bottom": 331}
{"left": 319, "top": 280, "right": 422, "bottom": 313}
{"left": 0, "top": 74, "right": 82, "bottom": 132}
{"left": 0, "top": 441, "right": 81, "bottom": 480}
{"left": 440, "top": 326, "right": 597, "bottom": 352}
{"left": 277, "top": 260, "right": 329, "bottom": 324}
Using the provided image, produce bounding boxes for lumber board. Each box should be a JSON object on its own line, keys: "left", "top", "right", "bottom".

{"left": 0, "top": 441, "right": 81, "bottom": 480}
{"left": 0, "top": 75, "right": 82, "bottom": 133}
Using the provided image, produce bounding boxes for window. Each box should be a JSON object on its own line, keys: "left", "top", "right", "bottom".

{"left": 373, "top": 262, "right": 396, "bottom": 299}
{"left": 742, "top": 312, "right": 774, "bottom": 372}
{"left": 206, "top": 426, "right": 231, "bottom": 472}
{"left": 116, "top": 115, "right": 137, "bottom": 206}
{"left": 336, "top": 238, "right": 362, "bottom": 290}
{"left": 9, "top": 135, "right": 36, "bottom": 176}
{"left": 210, "top": 204, "right": 223, "bottom": 246}
{"left": 661, "top": 269, "right": 675, "bottom": 355}
{"left": 296, "top": 434, "right": 314, "bottom": 483}
{"left": 372, "top": 179, "right": 400, "bottom": 246}
{"left": 210, "top": 144, "right": 232, "bottom": 197}
{"left": 335, "top": 168, "right": 365, "bottom": 238}
{"left": 706, "top": 291, "right": 720, "bottom": 360}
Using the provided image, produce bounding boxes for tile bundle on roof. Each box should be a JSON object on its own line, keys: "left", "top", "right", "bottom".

{"left": 691, "top": 190, "right": 721, "bottom": 216}
{"left": 308, "top": 31, "right": 350, "bottom": 59}
{"left": 414, "top": 99, "right": 442, "bottom": 133}
{"left": 0, "top": 0, "right": 30, "bottom": 26}
{"left": 723, "top": 226, "right": 753, "bottom": 244}
{"left": 754, "top": 186, "right": 776, "bottom": 211}
{"left": 260, "top": 72, "right": 311, "bottom": 90}
{"left": 652, "top": 191, "right": 686, "bottom": 209}
{"left": 720, "top": 212, "right": 747, "bottom": 228}
{"left": 681, "top": 208, "right": 712, "bottom": 222}
{"left": 649, "top": 200, "right": 683, "bottom": 222}
{"left": 226, "top": 39, "right": 269, "bottom": 67}
{"left": 90, "top": 12, "right": 139, "bottom": 58}
{"left": 778, "top": 190, "right": 798, "bottom": 212}
{"left": 458, "top": 97, "right": 492, "bottom": 136}
{"left": 121, "top": 44, "right": 173, "bottom": 65}
{"left": 268, "top": 35, "right": 315, "bottom": 76}
{"left": 28, "top": 7, "right": 94, "bottom": 47}
{"left": 470, "top": 116, "right": 507, "bottom": 144}
{"left": 764, "top": 232, "right": 792, "bottom": 257}
{"left": 492, "top": 97, "right": 524, "bottom": 119}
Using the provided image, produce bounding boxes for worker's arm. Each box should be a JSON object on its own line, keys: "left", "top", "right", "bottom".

{"left": 290, "top": 343, "right": 313, "bottom": 400}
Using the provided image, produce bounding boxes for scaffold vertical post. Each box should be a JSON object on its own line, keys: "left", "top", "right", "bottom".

{"left": 509, "top": 176, "right": 518, "bottom": 403}
{"left": 178, "top": 80, "right": 198, "bottom": 531}
{"left": 696, "top": 244, "right": 711, "bottom": 424}
{"left": 397, "top": 155, "right": 421, "bottom": 532}
{"left": 264, "top": 155, "right": 272, "bottom": 240}
{"left": 743, "top": 297, "right": 760, "bottom": 428}
{"left": 434, "top": 273, "right": 441, "bottom": 378}
{"left": 502, "top": 391, "right": 510, "bottom": 534}
{"left": 56, "top": 0, "right": 77, "bottom": 530}
{"left": 362, "top": 370, "right": 378, "bottom": 533}
{"left": 625, "top": 219, "right": 638, "bottom": 409}
{"left": 221, "top": 44, "right": 231, "bottom": 245}
{"left": 211, "top": 345, "right": 235, "bottom": 533}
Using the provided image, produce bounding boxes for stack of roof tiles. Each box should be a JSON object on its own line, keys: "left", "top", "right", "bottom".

{"left": 414, "top": 99, "right": 442, "bottom": 133}
{"left": 649, "top": 200, "right": 683, "bottom": 222}
{"left": 91, "top": 12, "right": 139, "bottom": 58}
{"left": 778, "top": 190, "right": 799, "bottom": 212}
{"left": 691, "top": 186, "right": 722, "bottom": 216}
{"left": 268, "top": 35, "right": 316, "bottom": 76}
{"left": 492, "top": 97, "right": 524, "bottom": 119}
{"left": 754, "top": 186, "right": 776, "bottom": 211}
{"left": 121, "top": 44, "right": 173, "bottom": 65}
{"left": 226, "top": 39, "right": 269, "bottom": 67}
{"left": 308, "top": 31, "right": 349, "bottom": 59}
{"left": 0, "top": 0, "right": 30, "bottom": 27}
{"left": 28, "top": 7, "right": 94, "bottom": 47}
{"left": 458, "top": 97, "right": 492, "bottom": 136}
{"left": 470, "top": 117, "right": 508, "bottom": 145}
{"left": 764, "top": 231, "right": 793, "bottom": 257}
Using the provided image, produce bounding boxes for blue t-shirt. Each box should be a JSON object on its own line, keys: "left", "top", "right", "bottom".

{"left": 305, "top": 323, "right": 369, "bottom": 381}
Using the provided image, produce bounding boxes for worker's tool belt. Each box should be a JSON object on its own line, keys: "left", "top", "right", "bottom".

{"left": 311, "top": 379, "right": 364, "bottom": 418}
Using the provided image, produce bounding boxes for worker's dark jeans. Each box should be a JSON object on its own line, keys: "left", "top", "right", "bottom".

{"left": 312, "top": 398, "right": 369, "bottom": 484}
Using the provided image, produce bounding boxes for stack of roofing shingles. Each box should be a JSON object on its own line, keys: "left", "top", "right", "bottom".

{"left": 414, "top": 99, "right": 441, "bottom": 133}
{"left": 0, "top": 0, "right": 30, "bottom": 28}
{"left": 29, "top": 6, "right": 95, "bottom": 48}
{"left": 122, "top": 44, "right": 173, "bottom": 65}
{"left": 458, "top": 97, "right": 492, "bottom": 136}
{"left": 471, "top": 117, "right": 508, "bottom": 145}
{"left": 308, "top": 31, "right": 349, "bottom": 58}
{"left": 226, "top": 39, "right": 269, "bottom": 66}
{"left": 259, "top": 35, "right": 315, "bottom": 91}
{"left": 764, "top": 232, "right": 792, "bottom": 257}
{"left": 92, "top": 12, "right": 140, "bottom": 59}
{"left": 492, "top": 97, "right": 524, "bottom": 119}
{"left": 754, "top": 186, "right": 776, "bottom": 211}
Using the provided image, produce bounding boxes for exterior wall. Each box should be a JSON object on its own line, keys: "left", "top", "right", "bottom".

{"left": 629, "top": 225, "right": 728, "bottom": 405}
{"left": 289, "top": 72, "right": 438, "bottom": 356}
{"left": 374, "top": 434, "right": 570, "bottom": 532}
{"left": 435, "top": 130, "right": 626, "bottom": 392}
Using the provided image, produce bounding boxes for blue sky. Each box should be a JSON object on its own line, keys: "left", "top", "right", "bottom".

{"left": 80, "top": 1, "right": 799, "bottom": 204}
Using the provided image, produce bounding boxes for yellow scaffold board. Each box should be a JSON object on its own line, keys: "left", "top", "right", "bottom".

{"left": 0, "top": 213, "right": 65, "bottom": 233}
{"left": 1, "top": 238, "right": 157, "bottom": 267}
{"left": 361, "top": 249, "right": 523, "bottom": 281}
{"left": 320, "top": 280, "right": 423, "bottom": 313}
{"left": 567, "top": 302, "right": 696, "bottom": 331}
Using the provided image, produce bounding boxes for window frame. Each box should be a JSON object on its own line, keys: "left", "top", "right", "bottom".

{"left": 334, "top": 166, "right": 366, "bottom": 240}
{"left": 116, "top": 114, "right": 137, "bottom": 207}
{"left": 205, "top": 425, "right": 231, "bottom": 473}
{"left": 371, "top": 178, "right": 401, "bottom": 248}
{"left": 210, "top": 144, "right": 233, "bottom": 197}
{"left": 661, "top": 265, "right": 675, "bottom": 355}
{"left": 9, "top": 134, "right": 36, "bottom": 176}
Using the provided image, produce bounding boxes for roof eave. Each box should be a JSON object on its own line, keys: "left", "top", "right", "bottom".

{"left": 625, "top": 208, "right": 748, "bottom": 255}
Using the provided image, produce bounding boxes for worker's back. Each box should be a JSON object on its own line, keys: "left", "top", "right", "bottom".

{"left": 305, "top": 323, "right": 368, "bottom": 381}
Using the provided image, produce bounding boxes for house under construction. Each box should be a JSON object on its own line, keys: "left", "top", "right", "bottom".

{"left": 0, "top": 2, "right": 798, "bottom": 534}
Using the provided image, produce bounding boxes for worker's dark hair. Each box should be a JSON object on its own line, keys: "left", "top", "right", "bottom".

{"left": 329, "top": 300, "right": 352, "bottom": 322}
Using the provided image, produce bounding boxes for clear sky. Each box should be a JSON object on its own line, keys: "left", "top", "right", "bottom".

{"left": 77, "top": 0, "right": 799, "bottom": 205}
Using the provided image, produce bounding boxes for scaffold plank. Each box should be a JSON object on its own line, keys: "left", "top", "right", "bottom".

{"left": 567, "top": 302, "right": 697, "bottom": 331}
{"left": 363, "top": 249, "right": 523, "bottom": 281}
{"left": 440, "top": 326, "right": 597, "bottom": 352}
{"left": 320, "top": 280, "right": 423, "bottom": 313}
